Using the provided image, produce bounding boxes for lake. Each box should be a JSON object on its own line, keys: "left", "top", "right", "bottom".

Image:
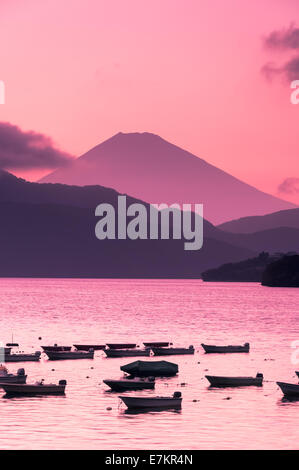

{"left": 0, "top": 278, "right": 298, "bottom": 450}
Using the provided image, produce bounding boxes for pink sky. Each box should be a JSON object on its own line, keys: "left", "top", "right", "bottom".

{"left": 0, "top": 0, "right": 299, "bottom": 203}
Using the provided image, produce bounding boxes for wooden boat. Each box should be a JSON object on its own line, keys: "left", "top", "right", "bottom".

{"left": 201, "top": 343, "right": 250, "bottom": 354}
{"left": 152, "top": 345, "right": 194, "bottom": 356}
{"left": 119, "top": 391, "right": 182, "bottom": 409}
{"left": 121, "top": 360, "right": 178, "bottom": 377}
{"left": 143, "top": 342, "right": 170, "bottom": 348}
{"left": 103, "top": 377, "right": 155, "bottom": 391}
{"left": 41, "top": 345, "right": 72, "bottom": 352}
{"left": 0, "top": 379, "right": 67, "bottom": 396}
{"left": 106, "top": 343, "right": 136, "bottom": 350}
{"left": 4, "top": 351, "right": 41, "bottom": 363}
{"left": 104, "top": 348, "right": 150, "bottom": 358}
{"left": 295, "top": 371, "right": 299, "bottom": 379}
{"left": 0, "top": 366, "right": 27, "bottom": 384}
{"left": 206, "top": 373, "right": 263, "bottom": 387}
{"left": 44, "top": 349, "right": 94, "bottom": 360}
{"left": 74, "top": 344, "right": 106, "bottom": 351}
{"left": 277, "top": 381, "right": 299, "bottom": 397}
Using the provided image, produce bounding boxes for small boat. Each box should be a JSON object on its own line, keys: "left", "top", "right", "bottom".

{"left": 44, "top": 349, "right": 94, "bottom": 360}
{"left": 295, "top": 371, "right": 299, "bottom": 379}
{"left": 106, "top": 343, "right": 136, "bottom": 350}
{"left": 206, "top": 373, "right": 263, "bottom": 387}
{"left": 103, "top": 377, "right": 155, "bottom": 391}
{"left": 74, "top": 344, "right": 106, "bottom": 351}
{"left": 0, "top": 379, "right": 67, "bottom": 396}
{"left": 277, "top": 381, "right": 299, "bottom": 398}
{"left": 152, "top": 345, "right": 194, "bottom": 356}
{"left": 119, "top": 391, "right": 182, "bottom": 409}
{"left": 104, "top": 348, "right": 150, "bottom": 358}
{"left": 41, "top": 345, "right": 72, "bottom": 352}
{"left": 143, "top": 342, "right": 170, "bottom": 348}
{"left": 4, "top": 351, "right": 41, "bottom": 363}
{"left": 201, "top": 343, "right": 250, "bottom": 354}
{"left": 121, "top": 360, "right": 178, "bottom": 377}
{"left": 0, "top": 366, "right": 27, "bottom": 384}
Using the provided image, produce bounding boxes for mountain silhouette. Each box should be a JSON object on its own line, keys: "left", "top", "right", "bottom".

{"left": 218, "top": 208, "right": 299, "bottom": 233}
{"left": 0, "top": 171, "right": 256, "bottom": 277}
{"left": 1, "top": 170, "right": 299, "bottom": 278}
{"left": 40, "top": 132, "right": 295, "bottom": 224}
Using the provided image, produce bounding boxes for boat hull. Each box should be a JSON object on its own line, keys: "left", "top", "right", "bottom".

{"left": 152, "top": 347, "right": 194, "bottom": 356}
{"left": 45, "top": 350, "right": 94, "bottom": 360}
{"left": 0, "top": 383, "right": 66, "bottom": 396}
{"left": 104, "top": 349, "right": 150, "bottom": 358}
{"left": 103, "top": 379, "right": 155, "bottom": 391}
{"left": 277, "top": 381, "right": 299, "bottom": 397}
{"left": 0, "top": 375, "right": 27, "bottom": 384}
{"left": 121, "top": 360, "right": 178, "bottom": 377}
{"left": 74, "top": 344, "right": 106, "bottom": 351}
{"left": 143, "top": 342, "right": 170, "bottom": 348}
{"left": 107, "top": 343, "right": 136, "bottom": 350}
{"left": 201, "top": 344, "right": 250, "bottom": 354}
{"left": 4, "top": 353, "right": 41, "bottom": 362}
{"left": 206, "top": 375, "right": 263, "bottom": 387}
{"left": 119, "top": 396, "right": 182, "bottom": 409}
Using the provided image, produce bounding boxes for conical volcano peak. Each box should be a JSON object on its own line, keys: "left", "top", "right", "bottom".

{"left": 39, "top": 133, "right": 296, "bottom": 224}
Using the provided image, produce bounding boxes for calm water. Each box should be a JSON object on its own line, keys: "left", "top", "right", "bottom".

{"left": 0, "top": 278, "right": 298, "bottom": 450}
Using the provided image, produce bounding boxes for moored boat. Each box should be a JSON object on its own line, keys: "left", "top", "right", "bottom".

{"left": 4, "top": 351, "right": 41, "bottom": 363}
{"left": 201, "top": 343, "right": 250, "bottom": 354}
{"left": 143, "top": 342, "right": 170, "bottom": 348}
{"left": 0, "top": 379, "right": 67, "bottom": 396}
{"left": 44, "top": 349, "right": 94, "bottom": 360}
{"left": 152, "top": 345, "right": 194, "bottom": 356}
{"left": 0, "top": 366, "right": 27, "bottom": 384}
{"left": 103, "top": 377, "right": 155, "bottom": 391}
{"left": 104, "top": 348, "right": 150, "bottom": 358}
{"left": 74, "top": 344, "right": 106, "bottom": 351}
{"left": 107, "top": 343, "right": 136, "bottom": 350}
{"left": 206, "top": 373, "right": 263, "bottom": 387}
{"left": 119, "top": 391, "right": 182, "bottom": 409}
{"left": 277, "top": 381, "right": 299, "bottom": 397}
{"left": 121, "top": 360, "right": 178, "bottom": 377}
{"left": 41, "top": 345, "right": 72, "bottom": 352}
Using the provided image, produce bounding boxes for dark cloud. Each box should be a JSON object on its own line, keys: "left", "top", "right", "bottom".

{"left": 262, "top": 56, "right": 299, "bottom": 81}
{"left": 0, "top": 122, "right": 73, "bottom": 170}
{"left": 262, "top": 24, "right": 299, "bottom": 82}
{"left": 278, "top": 178, "right": 299, "bottom": 195}
{"left": 264, "top": 24, "right": 299, "bottom": 50}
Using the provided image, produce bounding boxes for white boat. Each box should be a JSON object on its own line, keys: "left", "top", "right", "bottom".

{"left": 152, "top": 345, "right": 194, "bottom": 356}
{"left": 201, "top": 343, "right": 250, "bottom": 353}
{"left": 45, "top": 349, "right": 94, "bottom": 360}
{"left": 4, "top": 351, "right": 41, "bottom": 362}
{"left": 0, "top": 379, "right": 67, "bottom": 396}
{"left": 277, "top": 381, "right": 299, "bottom": 398}
{"left": 103, "top": 377, "right": 155, "bottom": 391}
{"left": 0, "top": 366, "right": 27, "bottom": 384}
{"left": 104, "top": 348, "right": 150, "bottom": 358}
{"left": 206, "top": 373, "right": 263, "bottom": 387}
{"left": 119, "top": 391, "right": 182, "bottom": 409}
